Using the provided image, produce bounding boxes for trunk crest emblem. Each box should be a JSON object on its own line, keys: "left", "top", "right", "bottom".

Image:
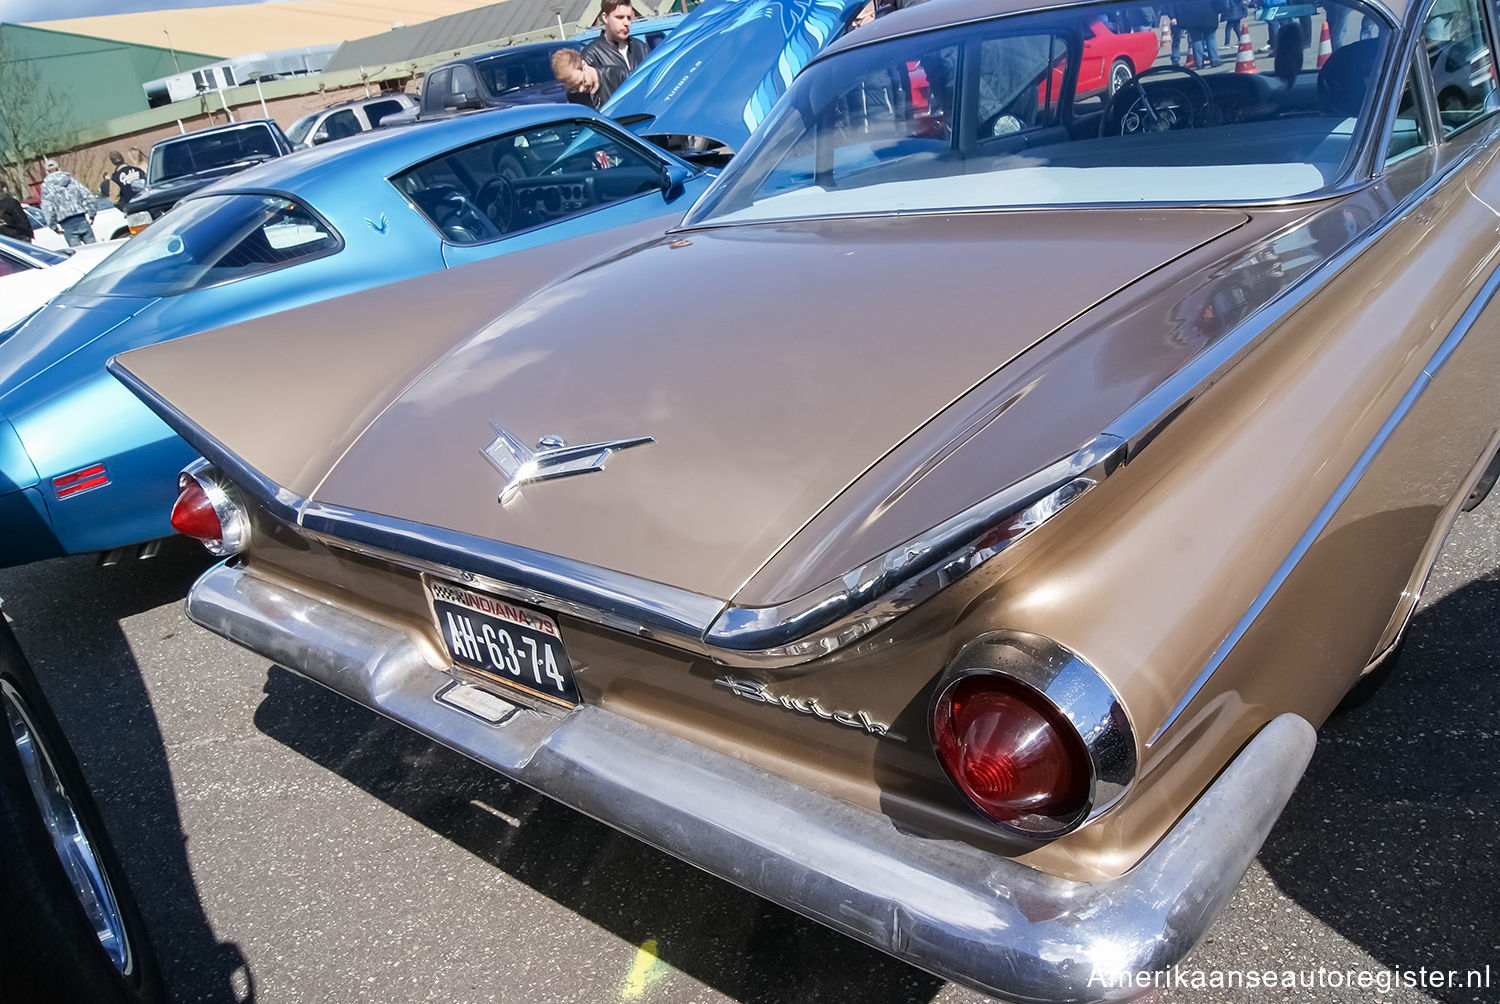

{"left": 481, "top": 421, "right": 654, "bottom": 505}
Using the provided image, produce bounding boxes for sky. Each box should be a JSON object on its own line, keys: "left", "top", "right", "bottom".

{"left": 1, "top": 0, "right": 272, "bottom": 25}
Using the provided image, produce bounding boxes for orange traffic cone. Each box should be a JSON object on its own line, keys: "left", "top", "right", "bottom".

{"left": 1235, "top": 26, "right": 1257, "bottom": 73}
{"left": 1316, "top": 20, "right": 1332, "bottom": 67}
{"left": 1160, "top": 17, "right": 1172, "bottom": 54}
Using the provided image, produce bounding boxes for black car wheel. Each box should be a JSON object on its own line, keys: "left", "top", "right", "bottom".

{"left": 0, "top": 620, "right": 164, "bottom": 1003}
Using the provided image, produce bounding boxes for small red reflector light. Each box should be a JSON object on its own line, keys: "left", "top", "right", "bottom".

{"left": 170, "top": 479, "right": 223, "bottom": 542}
{"left": 53, "top": 464, "right": 109, "bottom": 499}
{"left": 933, "top": 675, "right": 1091, "bottom": 829}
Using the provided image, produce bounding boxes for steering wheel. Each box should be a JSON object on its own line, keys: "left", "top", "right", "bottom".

{"left": 477, "top": 175, "right": 516, "bottom": 234}
{"left": 1100, "top": 65, "right": 1218, "bottom": 137}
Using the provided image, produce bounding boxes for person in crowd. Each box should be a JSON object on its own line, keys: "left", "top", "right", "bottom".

{"left": 102, "top": 150, "right": 146, "bottom": 209}
{"left": 1170, "top": 1, "right": 1222, "bottom": 68}
{"left": 1222, "top": 0, "right": 1248, "bottom": 51}
{"left": 39, "top": 159, "right": 96, "bottom": 246}
{"left": 552, "top": 48, "right": 604, "bottom": 109}
{"left": 0, "top": 179, "right": 31, "bottom": 242}
{"left": 581, "top": 0, "right": 648, "bottom": 106}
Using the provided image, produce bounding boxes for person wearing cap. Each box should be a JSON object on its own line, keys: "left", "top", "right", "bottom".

{"left": 39, "top": 158, "right": 97, "bottom": 246}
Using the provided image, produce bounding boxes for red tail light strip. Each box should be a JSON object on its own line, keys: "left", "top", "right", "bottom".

{"left": 53, "top": 465, "right": 109, "bottom": 499}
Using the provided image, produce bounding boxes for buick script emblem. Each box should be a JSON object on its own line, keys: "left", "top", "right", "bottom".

{"left": 481, "top": 420, "right": 654, "bottom": 505}
{"left": 714, "top": 677, "right": 907, "bottom": 743}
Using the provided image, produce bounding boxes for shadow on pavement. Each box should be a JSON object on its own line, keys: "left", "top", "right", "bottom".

{"left": 0, "top": 541, "right": 253, "bottom": 1004}
{"left": 1258, "top": 575, "right": 1500, "bottom": 1003}
{"left": 252, "top": 664, "right": 945, "bottom": 1004}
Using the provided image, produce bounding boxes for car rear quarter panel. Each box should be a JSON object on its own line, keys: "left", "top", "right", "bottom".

{"left": 113, "top": 139, "right": 1500, "bottom": 883}
{"left": 961, "top": 143, "right": 1500, "bottom": 874}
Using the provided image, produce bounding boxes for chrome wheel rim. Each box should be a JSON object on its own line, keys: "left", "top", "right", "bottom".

{"left": 2, "top": 679, "right": 132, "bottom": 976}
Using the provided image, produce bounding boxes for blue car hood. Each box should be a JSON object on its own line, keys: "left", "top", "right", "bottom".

{"left": 0, "top": 295, "right": 155, "bottom": 405}
{"left": 604, "top": 0, "right": 865, "bottom": 152}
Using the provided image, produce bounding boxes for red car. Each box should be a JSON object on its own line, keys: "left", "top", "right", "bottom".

{"left": 907, "top": 14, "right": 1161, "bottom": 137}
{"left": 1069, "top": 15, "right": 1163, "bottom": 97}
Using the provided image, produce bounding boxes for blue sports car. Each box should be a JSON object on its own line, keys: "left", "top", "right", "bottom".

{"left": 0, "top": 105, "right": 708, "bottom": 567}
{"left": 0, "top": 0, "right": 869, "bottom": 568}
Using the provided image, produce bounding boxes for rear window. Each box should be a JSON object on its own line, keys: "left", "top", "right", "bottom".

{"left": 362, "top": 98, "right": 407, "bottom": 126}
{"left": 690, "top": 0, "right": 1395, "bottom": 223}
{"left": 475, "top": 47, "right": 572, "bottom": 96}
{"left": 287, "top": 114, "right": 318, "bottom": 145}
{"left": 68, "top": 194, "right": 340, "bottom": 297}
{"left": 148, "top": 126, "right": 282, "bottom": 184}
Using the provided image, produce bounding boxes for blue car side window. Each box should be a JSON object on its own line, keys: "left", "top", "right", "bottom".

{"left": 393, "top": 121, "right": 667, "bottom": 246}
{"left": 68, "top": 195, "right": 342, "bottom": 298}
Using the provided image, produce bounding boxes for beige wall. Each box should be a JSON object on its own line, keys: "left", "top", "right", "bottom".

{"left": 27, "top": 1, "right": 508, "bottom": 59}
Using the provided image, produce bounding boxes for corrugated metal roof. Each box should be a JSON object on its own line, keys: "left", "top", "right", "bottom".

{"left": 322, "top": 0, "right": 603, "bottom": 73}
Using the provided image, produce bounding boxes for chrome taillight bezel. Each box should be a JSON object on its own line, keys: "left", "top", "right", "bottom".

{"left": 930, "top": 631, "right": 1137, "bottom": 840}
{"left": 176, "top": 458, "right": 251, "bottom": 557}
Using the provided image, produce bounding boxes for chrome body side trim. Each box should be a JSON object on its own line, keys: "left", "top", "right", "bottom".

{"left": 940, "top": 632, "right": 1138, "bottom": 831}
{"left": 1149, "top": 243, "right": 1500, "bottom": 744}
{"left": 299, "top": 501, "right": 726, "bottom": 644}
{"left": 187, "top": 559, "right": 1316, "bottom": 1004}
{"left": 703, "top": 435, "right": 1127, "bottom": 656}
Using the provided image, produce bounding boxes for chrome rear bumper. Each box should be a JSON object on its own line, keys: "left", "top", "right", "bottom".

{"left": 188, "top": 560, "right": 1316, "bottom": 1003}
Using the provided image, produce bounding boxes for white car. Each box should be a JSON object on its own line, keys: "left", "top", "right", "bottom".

{"left": 0, "top": 235, "right": 125, "bottom": 331}
{"left": 24, "top": 201, "right": 131, "bottom": 251}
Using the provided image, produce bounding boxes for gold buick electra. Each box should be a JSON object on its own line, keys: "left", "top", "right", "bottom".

{"left": 109, "top": 0, "right": 1500, "bottom": 998}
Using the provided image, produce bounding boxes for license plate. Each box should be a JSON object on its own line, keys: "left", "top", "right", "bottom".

{"left": 427, "top": 579, "right": 579, "bottom": 705}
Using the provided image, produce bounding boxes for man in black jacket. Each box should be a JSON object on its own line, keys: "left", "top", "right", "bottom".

{"left": 0, "top": 179, "right": 31, "bottom": 242}
{"left": 102, "top": 151, "right": 146, "bottom": 210}
{"left": 581, "top": 0, "right": 648, "bottom": 106}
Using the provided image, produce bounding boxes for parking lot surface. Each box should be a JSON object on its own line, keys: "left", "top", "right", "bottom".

{"left": 1, "top": 505, "right": 1495, "bottom": 1004}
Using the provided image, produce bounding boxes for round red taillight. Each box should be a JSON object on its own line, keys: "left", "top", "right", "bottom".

{"left": 170, "top": 464, "right": 250, "bottom": 556}
{"left": 932, "top": 674, "right": 1092, "bottom": 833}
{"left": 171, "top": 478, "right": 223, "bottom": 542}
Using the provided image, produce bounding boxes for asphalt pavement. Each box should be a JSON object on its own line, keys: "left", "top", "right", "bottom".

{"left": 1, "top": 502, "right": 1495, "bottom": 1004}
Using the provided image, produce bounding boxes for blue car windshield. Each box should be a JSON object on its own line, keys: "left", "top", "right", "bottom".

{"left": 689, "top": 0, "right": 1403, "bottom": 224}
{"left": 68, "top": 194, "right": 341, "bottom": 298}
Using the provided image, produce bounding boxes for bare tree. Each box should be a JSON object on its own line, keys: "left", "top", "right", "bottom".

{"left": 0, "top": 26, "right": 75, "bottom": 192}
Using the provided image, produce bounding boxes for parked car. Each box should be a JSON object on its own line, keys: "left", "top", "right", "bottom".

{"left": 0, "top": 614, "right": 164, "bottom": 1003}
{"left": 571, "top": 12, "right": 686, "bottom": 51}
{"left": 1427, "top": 33, "right": 1493, "bottom": 110}
{"left": 0, "top": 235, "right": 124, "bottom": 332}
{"left": 286, "top": 92, "right": 420, "bottom": 148}
{"left": 0, "top": 106, "right": 708, "bottom": 569}
{"left": 401, "top": 39, "right": 582, "bottom": 124}
{"left": 384, "top": 15, "right": 688, "bottom": 128}
{"left": 124, "top": 120, "right": 294, "bottom": 230}
{"left": 112, "top": 0, "right": 1500, "bottom": 999}
{"left": 0, "top": 0, "right": 845, "bottom": 572}
{"left": 25, "top": 200, "right": 130, "bottom": 249}
{"left": 605, "top": 0, "right": 868, "bottom": 152}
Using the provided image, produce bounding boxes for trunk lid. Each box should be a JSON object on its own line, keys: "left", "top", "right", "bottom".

{"left": 314, "top": 209, "right": 1246, "bottom": 599}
